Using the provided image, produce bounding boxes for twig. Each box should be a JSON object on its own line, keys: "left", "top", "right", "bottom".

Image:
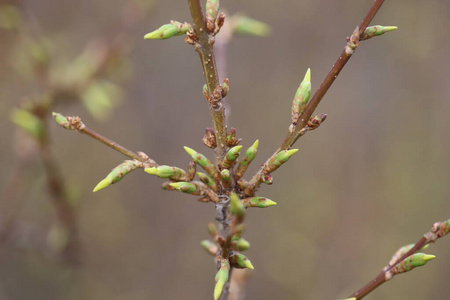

{"left": 349, "top": 219, "right": 450, "bottom": 299}
{"left": 187, "top": 0, "right": 228, "bottom": 160}
{"left": 245, "top": 0, "right": 386, "bottom": 196}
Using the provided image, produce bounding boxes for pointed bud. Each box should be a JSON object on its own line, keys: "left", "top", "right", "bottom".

{"left": 169, "top": 182, "right": 201, "bottom": 194}
{"left": 145, "top": 165, "right": 188, "bottom": 181}
{"left": 221, "top": 78, "right": 229, "bottom": 98}
{"left": 430, "top": 219, "right": 450, "bottom": 239}
{"left": 197, "top": 172, "right": 218, "bottom": 191}
{"left": 214, "top": 259, "right": 230, "bottom": 300}
{"left": 390, "top": 253, "right": 436, "bottom": 276}
{"left": 202, "top": 128, "right": 217, "bottom": 149}
{"left": 229, "top": 252, "right": 254, "bottom": 270}
{"left": 206, "top": 0, "right": 220, "bottom": 21}
{"left": 184, "top": 146, "right": 219, "bottom": 180}
{"left": 222, "top": 145, "right": 243, "bottom": 169}
{"left": 360, "top": 25, "right": 398, "bottom": 41}
{"left": 264, "top": 149, "right": 299, "bottom": 173}
{"left": 93, "top": 160, "right": 139, "bottom": 192}
{"left": 233, "top": 238, "right": 250, "bottom": 252}
{"left": 221, "top": 169, "right": 231, "bottom": 188}
{"left": 230, "top": 192, "right": 245, "bottom": 219}
{"left": 242, "top": 197, "right": 277, "bottom": 208}
{"left": 232, "top": 15, "right": 271, "bottom": 37}
{"left": 144, "top": 21, "right": 192, "bottom": 40}
{"left": 201, "top": 240, "right": 218, "bottom": 256}
{"left": 388, "top": 244, "right": 430, "bottom": 266}
{"left": 291, "top": 68, "right": 311, "bottom": 125}
{"left": 11, "top": 108, "right": 45, "bottom": 140}
{"left": 235, "top": 140, "right": 259, "bottom": 180}
{"left": 52, "top": 112, "right": 73, "bottom": 130}
{"left": 307, "top": 113, "right": 327, "bottom": 130}
{"left": 226, "top": 128, "right": 242, "bottom": 146}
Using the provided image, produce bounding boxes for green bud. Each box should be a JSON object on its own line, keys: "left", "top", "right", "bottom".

{"left": 232, "top": 15, "right": 271, "bottom": 37}
{"left": 233, "top": 238, "right": 250, "bottom": 251}
{"left": 391, "top": 253, "right": 436, "bottom": 275}
{"left": 144, "top": 21, "right": 192, "bottom": 40}
{"left": 184, "top": 146, "right": 219, "bottom": 181}
{"left": 221, "top": 78, "right": 229, "bottom": 98}
{"left": 93, "top": 160, "right": 138, "bottom": 192}
{"left": 187, "top": 161, "right": 196, "bottom": 181}
{"left": 220, "top": 169, "right": 231, "bottom": 188}
{"left": 226, "top": 128, "right": 241, "bottom": 147}
{"left": 388, "top": 243, "right": 430, "bottom": 266}
{"left": 52, "top": 112, "right": 73, "bottom": 130}
{"left": 11, "top": 108, "right": 44, "bottom": 140}
{"left": 145, "top": 165, "right": 187, "bottom": 181}
{"left": 222, "top": 145, "right": 243, "bottom": 169}
{"left": 206, "top": 0, "right": 220, "bottom": 21}
{"left": 229, "top": 252, "right": 254, "bottom": 270}
{"left": 264, "top": 149, "right": 299, "bottom": 173}
{"left": 242, "top": 197, "right": 277, "bottom": 208}
{"left": 169, "top": 182, "right": 200, "bottom": 194}
{"left": 291, "top": 68, "right": 311, "bottom": 125}
{"left": 235, "top": 140, "right": 259, "bottom": 180}
{"left": 360, "top": 25, "right": 398, "bottom": 41}
{"left": 230, "top": 192, "right": 245, "bottom": 219}
{"left": 214, "top": 259, "right": 230, "bottom": 300}
{"left": 197, "top": 172, "right": 218, "bottom": 191}
{"left": 260, "top": 173, "right": 273, "bottom": 185}
{"left": 201, "top": 240, "right": 218, "bottom": 256}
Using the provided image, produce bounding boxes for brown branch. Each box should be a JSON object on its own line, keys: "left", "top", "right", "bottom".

{"left": 348, "top": 219, "right": 449, "bottom": 299}
{"left": 187, "top": 0, "right": 228, "bottom": 160}
{"left": 245, "top": 0, "right": 386, "bottom": 196}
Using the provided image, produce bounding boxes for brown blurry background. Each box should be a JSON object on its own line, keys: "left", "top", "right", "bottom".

{"left": 1, "top": 0, "right": 450, "bottom": 299}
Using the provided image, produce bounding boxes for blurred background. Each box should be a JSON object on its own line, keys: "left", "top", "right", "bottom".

{"left": 1, "top": 0, "right": 449, "bottom": 299}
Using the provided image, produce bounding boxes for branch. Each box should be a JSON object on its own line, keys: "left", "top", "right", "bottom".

{"left": 348, "top": 219, "right": 450, "bottom": 299}
{"left": 245, "top": 0, "right": 386, "bottom": 196}
{"left": 187, "top": 0, "right": 228, "bottom": 160}
{"left": 52, "top": 112, "right": 157, "bottom": 166}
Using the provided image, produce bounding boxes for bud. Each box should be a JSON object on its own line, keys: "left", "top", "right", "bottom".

{"left": 260, "top": 173, "right": 273, "bottom": 185}
{"left": 232, "top": 15, "right": 271, "bottom": 37}
{"left": 389, "top": 253, "right": 436, "bottom": 277}
{"left": 233, "top": 238, "right": 250, "bottom": 252}
{"left": 93, "top": 160, "right": 139, "bottom": 192}
{"left": 360, "top": 25, "right": 398, "bottom": 41}
{"left": 144, "top": 21, "right": 192, "bottom": 40}
{"left": 52, "top": 112, "right": 73, "bottom": 130}
{"left": 221, "top": 78, "right": 229, "bottom": 98}
{"left": 291, "top": 68, "right": 311, "bottom": 125}
{"left": 187, "top": 161, "right": 196, "bottom": 181}
{"left": 230, "top": 192, "right": 245, "bottom": 219}
{"left": 237, "top": 179, "right": 249, "bottom": 190}
{"left": 169, "top": 182, "right": 202, "bottom": 195}
{"left": 226, "top": 128, "right": 242, "bottom": 146}
{"left": 201, "top": 240, "right": 218, "bottom": 256}
{"left": 206, "top": 0, "right": 220, "bottom": 21}
{"left": 229, "top": 252, "right": 254, "bottom": 270}
{"left": 307, "top": 113, "right": 327, "bottom": 130}
{"left": 202, "top": 127, "right": 217, "bottom": 149}
{"left": 145, "top": 165, "right": 188, "bottom": 181}
{"left": 235, "top": 140, "right": 259, "bottom": 180}
{"left": 221, "top": 169, "right": 231, "bottom": 188}
{"left": 197, "top": 172, "right": 218, "bottom": 191}
{"left": 242, "top": 197, "right": 277, "bottom": 208}
{"left": 214, "top": 259, "right": 230, "bottom": 300}
{"left": 184, "top": 146, "right": 219, "bottom": 180}
{"left": 388, "top": 244, "right": 429, "bottom": 266}
{"left": 222, "top": 145, "right": 243, "bottom": 169}
{"left": 264, "top": 149, "right": 299, "bottom": 173}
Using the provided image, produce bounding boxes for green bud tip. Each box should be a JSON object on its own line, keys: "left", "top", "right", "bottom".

{"left": 304, "top": 68, "right": 311, "bottom": 83}
{"left": 266, "top": 199, "right": 277, "bottom": 206}
{"left": 169, "top": 182, "right": 186, "bottom": 190}
{"left": 422, "top": 254, "right": 436, "bottom": 262}
{"left": 244, "top": 260, "right": 254, "bottom": 270}
{"left": 93, "top": 178, "right": 110, "bottom": 192}
{"left": 144, "top": 167, "right": 158, "bottom": 175}
{"left": 384, "top": 26, "right": 398, "bottom": 32}
{"left": 183, "top": 146, "right": 196, "bottom": 157}
{"left": 252, "top": 139, "right": 259, "bottom": 149}
{"left": 286, "top": 149, "right": 299, "bottom": 157}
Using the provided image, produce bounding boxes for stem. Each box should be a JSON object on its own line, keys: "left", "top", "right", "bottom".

{"left": 245, "top": 0, "right": 386, "bottom": 196}
{"left": 187, "top": 0, "right": 228, "bottom": 160}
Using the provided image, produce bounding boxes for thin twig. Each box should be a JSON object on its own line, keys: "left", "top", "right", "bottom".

{"left": 245, "top": 0, "right": 386, "bottom": 196}
{"left": 187, "top": 0, "right": 228, "bottom": 160}
{"left": 349, "top": 219, "right": 449, "bottom": 299}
